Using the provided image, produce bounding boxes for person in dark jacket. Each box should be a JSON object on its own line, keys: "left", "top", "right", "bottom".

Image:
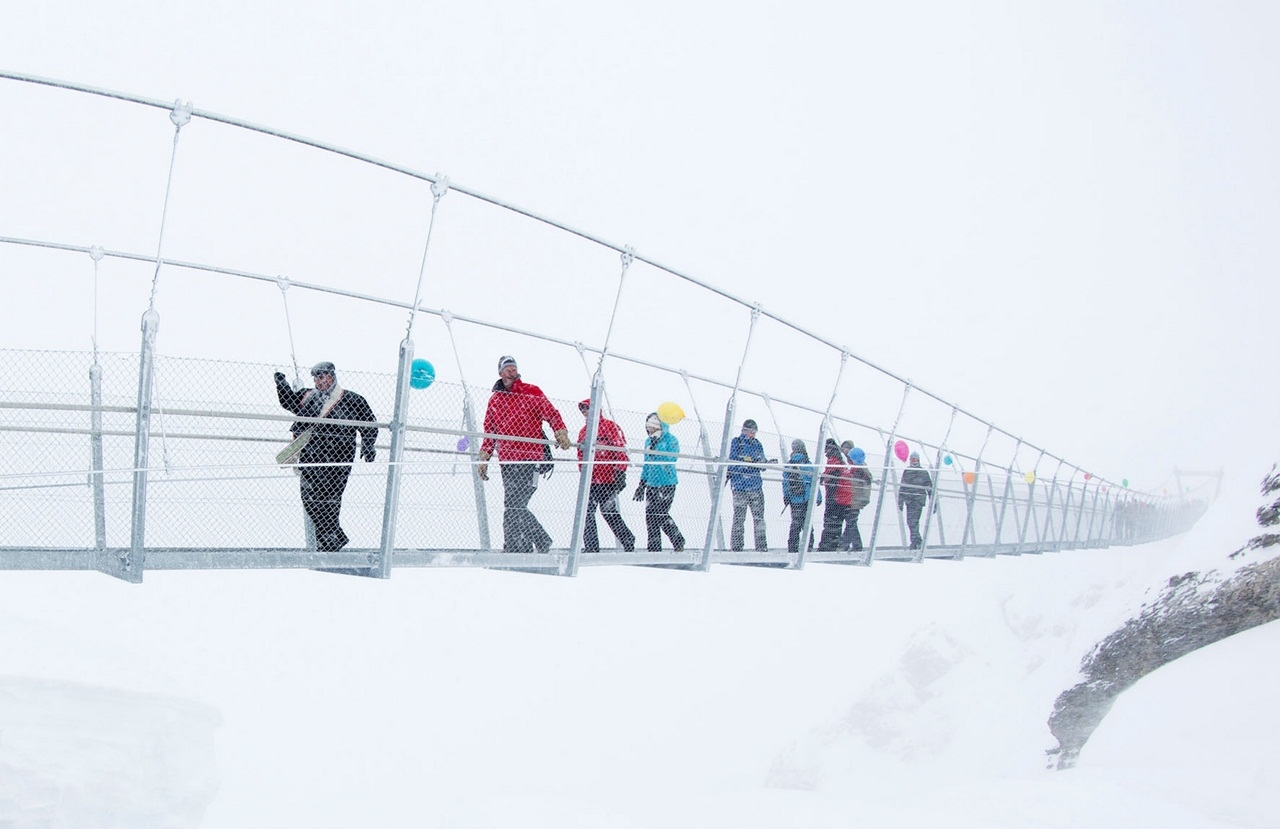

{"left": 818, "top": 438, "right": 853, "bottom": 551}
{"left": 897, "top": 450, "right": 933, "bottom": 549}
{"left": 576, "top": 399, "right": 635, "bottom": 552}
{"left": 783, "top": 438, "right": 817, "bottom": 553}
{"left": 842, "top": 446, "right": 873, "bottom": 552}
{"left": 636, "top": 412, "right": 685, "bottom": 552}
{"left": 727, "top": 419, "right": 772, "bottom": 551}
{"left": 275, "top": 362, "right": 378, "bottom": 552}
{"left": 477, "top": 356, "right": 571, "bottom": 554}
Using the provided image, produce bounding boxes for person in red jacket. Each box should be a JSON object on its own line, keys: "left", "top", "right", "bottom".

{"left": 477, "top": 356, "right": 570, "bottom": 553}
{"left": 818, "top": 438, "right": 854, "bottom": 551}
{"left": 576, "top": 399, "right": 636, "bottom": 552}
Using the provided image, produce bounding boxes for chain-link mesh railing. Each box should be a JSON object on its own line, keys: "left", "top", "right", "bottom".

{"left": 0, "top": 349, "right": 1207, "bottom": 578}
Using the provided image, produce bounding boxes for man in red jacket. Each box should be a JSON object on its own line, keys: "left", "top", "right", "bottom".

{"left": 477, "top": 356, "right": 571, "bottom": 553}
{"left": 576, "top": 399, "right": 636, "bottom": 553}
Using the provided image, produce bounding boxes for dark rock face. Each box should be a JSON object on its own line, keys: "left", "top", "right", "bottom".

{"left": 1046, "top": 465, "right": 1280, "bottom": 770}
{"left": 1243, "top": 465, "right": 1279, "bottom": 553}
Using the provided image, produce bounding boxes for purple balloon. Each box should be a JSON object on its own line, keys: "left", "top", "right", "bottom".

{"left": 456, "top": 436, "right": 470, "bottom": 452}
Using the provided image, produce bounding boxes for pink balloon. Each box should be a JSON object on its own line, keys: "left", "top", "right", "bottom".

{"left": 893, "top": 440, "right": 909, "bottom": 462}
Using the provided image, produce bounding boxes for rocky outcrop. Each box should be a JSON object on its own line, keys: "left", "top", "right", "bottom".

{"left": 1046, "top": 465, "right": 1280, "bottom": 770}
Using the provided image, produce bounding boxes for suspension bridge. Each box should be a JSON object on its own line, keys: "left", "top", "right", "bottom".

{"left": 0, "top": 71, "right": 1209, "bottom": 582}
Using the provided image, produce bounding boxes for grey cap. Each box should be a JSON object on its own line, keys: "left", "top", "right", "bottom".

{"left": 498, "top": 355, "right": 517, "bottom": 372}
{"left": 310, "top": 361, "right": 336, "bottom": 376}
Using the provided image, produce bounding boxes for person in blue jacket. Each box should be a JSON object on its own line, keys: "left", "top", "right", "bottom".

{"left": 727, "top": 419, "right": 773, "bottom": 551}
{"left": 635, "top": 412, "right": 685, "bottom": 552}
{"left": 783, "top": 438, "right": 818, "bottom": 553}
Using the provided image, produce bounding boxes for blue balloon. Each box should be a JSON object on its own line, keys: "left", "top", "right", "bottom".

{"left": 410, "top": 358, "right": 435, "bottom": 390}
{"left": 943, "top": 455, "right": 953, "bottom": 466}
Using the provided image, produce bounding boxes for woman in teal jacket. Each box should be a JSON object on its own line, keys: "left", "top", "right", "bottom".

{"left": 783, "top": 439, "right": 818, "bottom": 553}
{"left": 634, "top": 412, "right": 685, "bottom": 552}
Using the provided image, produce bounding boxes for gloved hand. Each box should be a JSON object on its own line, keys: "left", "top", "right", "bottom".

{"left": 362, "top": 446, "right": 376, "bottom": 463}
{"left": 477, "top": 450, "right": 491, "bottom": 481}
{"left": 554, "top": 429, "right": 571, "bottom": 451}
{"left": 897, "top": 499, "right": 905, "bottom": 510}
{"left": 633, "top": 483, "right": 646, "bottom": 502}
{"left": 274, "top": 371, "right": 289, "bottom": 389}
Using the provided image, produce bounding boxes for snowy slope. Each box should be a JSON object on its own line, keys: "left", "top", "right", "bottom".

{"left": 0, "top": 458, "right": 1275, "bottom": 828}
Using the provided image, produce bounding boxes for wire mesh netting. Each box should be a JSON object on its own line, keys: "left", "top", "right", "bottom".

{"left": 0, "top": 348, "right": 1166, "bottom": 565}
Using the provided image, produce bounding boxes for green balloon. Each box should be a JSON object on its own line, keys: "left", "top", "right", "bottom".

{"left": 1122, "top": 478, "right": 1129, "bottom": 488}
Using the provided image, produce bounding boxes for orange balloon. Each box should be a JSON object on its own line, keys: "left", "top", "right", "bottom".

{"left": 962, "top": 471, "right": 976, "bottom": 485}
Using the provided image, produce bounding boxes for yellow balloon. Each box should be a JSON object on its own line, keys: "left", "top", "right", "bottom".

{"left": 657, "top": 401, "right": 685, "bottom": 425}
{"left": 1024, "top": 471, "right": 1036, "bottom": 484}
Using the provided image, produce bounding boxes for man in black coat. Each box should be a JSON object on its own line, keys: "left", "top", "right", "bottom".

{"left": 275, "top": 362, "right": 378, "bottom": 552}
{"left": 897, "top": 450, "right": 933, "bottom": 550}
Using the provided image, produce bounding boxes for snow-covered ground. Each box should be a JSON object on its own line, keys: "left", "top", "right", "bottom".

{"left": 1, "top": 459, "right": 1276, "bottom": 829}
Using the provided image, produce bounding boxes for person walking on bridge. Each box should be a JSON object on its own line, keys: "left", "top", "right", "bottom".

{"left": 897, "top": 450, "right": 933, "bottom": 550}
{"left": 477, "top": 356, "right": 571, "bottom": 554}
{"left": 636, "top": 411, "right": 685, "bottom": 552}
{"left": 818, "top": 439, "right": 853, "bottom": 551}
{"left": 727, "top": 419, "right": 773, "bottom": 551}
{"left": 274, "top": 362, "right": 377, "bottom": 552}
{"left": 576, "top": 399, "right": 635, "bottom": 553}
{"left": 842, "top": 445, "right": 873, "bottom": 553}
{"left": 783, "top": 438, "right": 817, "bottom": 553}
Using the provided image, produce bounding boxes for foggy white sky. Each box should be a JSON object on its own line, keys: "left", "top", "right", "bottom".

{"left": 2, "top": 1, "right": 1277, "bottom": 491}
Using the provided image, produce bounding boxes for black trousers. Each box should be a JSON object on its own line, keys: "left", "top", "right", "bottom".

{"left": 584, "top": 480, "right": 635, "bottom": 552}
{"left": 644, "top": 485, "right": 684, "bottom": 551}
{"left": 818, "top": 503, "right": 849, "bottom": 551}
{"left": 501, "top": 463, "right": 552, "bottom": 553}
{"left": 840, "top": 509, "right": 863, "bottom": 551}
{"left": 787, "top": 501, "right": 814, "bottom": 553}
{"left": 905, "top": 501, "right": 925, "bottom": 548}
{"left": 300, "top": 463, "right": 352, "bottom": 551}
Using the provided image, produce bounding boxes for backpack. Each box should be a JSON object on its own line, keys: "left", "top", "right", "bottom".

{"left": 851, "top": 469, "right": 872, "bottom": 509}
{"left": 785, "top": 469, "right": 806, "bottom": 500}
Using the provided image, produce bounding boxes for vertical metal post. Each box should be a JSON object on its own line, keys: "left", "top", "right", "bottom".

{"left": 89, "top": 362, "right": 107, "bottom": 553}
{"left": 1083, "top": 481, "right": 1101, "bottom": 545}
{"left": 1015, "top": 451, "right": 1044, "bottom": 555}
{"left": 375, "top": 338, "right": 414, "bottom": 578}
{"left": 796, "top": 420, "right": 826, "bottom": 568}
{"left": 700, "top": 305, "right": 762, "bottom": 571}
{"left": 701, "top": 396, "right": 736, "bottom": 571}
{"left": 440, "top": 311, "right": 491, "bottom": 551}
{"left": 681, "top": 370, "right": 726, "bottom": 551}
{"left": 566, "top": 375, "right": 605, "bottom": 576}
{"left": 865, "top": 383, "right": 912, "bottom": 565}
{"left": 1102, "top": 490, "right": 1118, "bottom": 545}
{"left": 957, "top": 423, "right": 992, "bottom": 560}
{"left": 1038, "top": 460, "right": 1064, "bottom": 551}
{"left": 800, "top": 351, "right": 849, "bottom": 569}
{"left": 461, "top": 392, "right": 492, "bottom": 550}
{"left": 991, "top": 439, "right": 1021, "bottom": 550}
{"left": 1071, "top": 473, "right": 1089, "bottom": 548}
{"left": 1057, "top": 466, "right": 1079, "bottom": 548}
{"left": 917, "top": 409, "right": 957, "bottom": 562}
{"left": 121, "top": 310, "right": 159, "bottom": 583}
